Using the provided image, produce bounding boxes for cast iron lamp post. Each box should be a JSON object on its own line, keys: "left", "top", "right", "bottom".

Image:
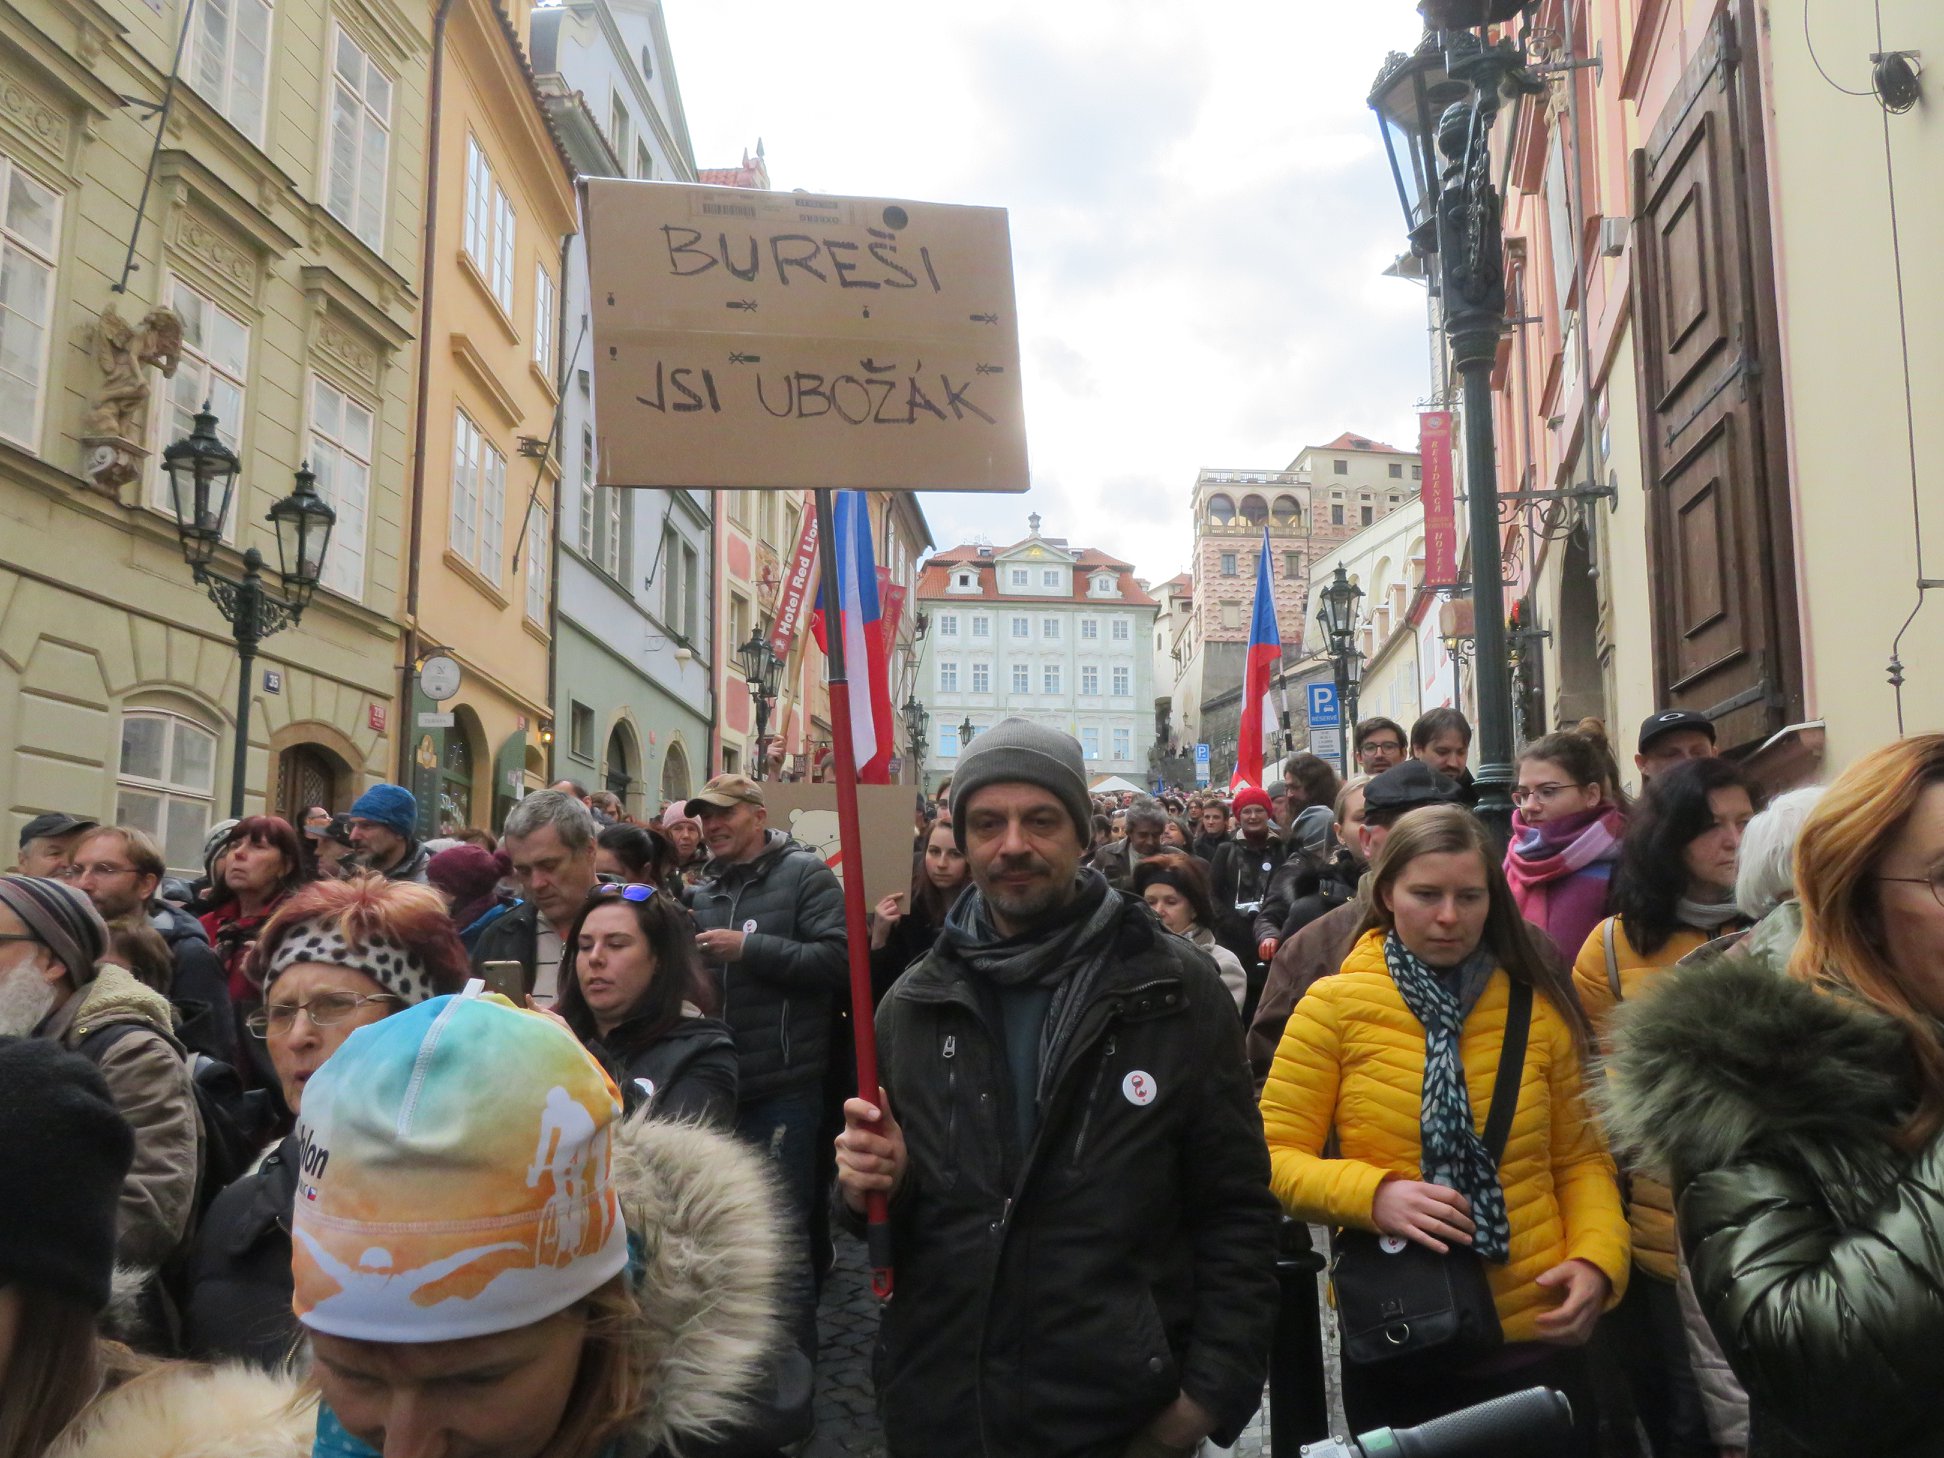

{"left": 736, "top": 628, "right": 784, "bottom": 781}
{"left": 164, "top": 404, "right": 336, "bottom": 818}
{"left": 901, "top": 695, "right": 930, "bottom": 789}
{"left": 1316, "top": 565, "right": 1366, "bottom": 777}
{"left": 1369, "top": 20, "right": 1548, "bottom": 846}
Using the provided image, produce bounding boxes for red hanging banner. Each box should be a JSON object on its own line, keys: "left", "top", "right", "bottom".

{"left": 767, "top": 492, "right": 821, "bottom": 659}
{"left": 1420, "top": 410, "right": 1458, "bottom": 587}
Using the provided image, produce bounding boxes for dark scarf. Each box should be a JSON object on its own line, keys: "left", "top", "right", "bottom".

{"left": 942, "top": 869, "right": 1126, "bottom": 1105}
{"left": 1383, "top": 932, "right": 1514, "bottom": 1263}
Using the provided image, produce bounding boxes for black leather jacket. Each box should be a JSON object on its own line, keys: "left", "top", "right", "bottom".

{"left": 181, "top": 1135, "right": 300, "bottom": 1368}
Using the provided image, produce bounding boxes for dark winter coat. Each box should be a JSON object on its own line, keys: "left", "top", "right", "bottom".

{"left": 685, "top": 830, "right": 847, "bottom": 1102}
{"left": 866, "top": 894, "right": 1280, "bottom": 1458}
{"left": 871, "top": 901, "right": 946, "bottom": 1005}
{"left": 591, "top": 1012, "right": 739, "bottom": 1128}
{"left": 1189, "top": 831, "right": 1228, "bottom": 864}
{"left": 180, "top": 1135, "right": 301, "bottom": 1368}
{"left": 377, "top": 838, "right": 433, "bottom": 885}
{"left": 1252, "top": 846, "right": 1359, "bottom": 947}
{"left": 150, "top": 901, "right": 239, "bottom": 1067}
{"left": 468, "top": 900, "right": 545, "bottom": 992}
{"left": 1206, "top": 831, "right": 1289, "bottom": 952}
{"left": 1602, "top": 953, "right": 1944, "bottom": 1458}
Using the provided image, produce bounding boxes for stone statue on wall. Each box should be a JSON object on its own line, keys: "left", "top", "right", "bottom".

{"left": 81, "top": 303, "right": 183, "bottom": 492}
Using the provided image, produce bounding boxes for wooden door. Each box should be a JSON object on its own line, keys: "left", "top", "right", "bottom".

{"left": 1629, "top": 1, "right": 1802, "bottom": 750}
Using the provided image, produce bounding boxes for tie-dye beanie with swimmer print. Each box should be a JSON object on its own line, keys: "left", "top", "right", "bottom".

{"left": 290, "top": 986, "right": 630, "bottom": 1343}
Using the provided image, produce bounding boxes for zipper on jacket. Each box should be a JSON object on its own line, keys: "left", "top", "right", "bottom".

{"left": 1069, "top": 1033, "right": 1117, "bottom": 1168}
{"left": 943, "top": 1032, "right": 958, "bottom": 1159}
{"left": 780, "top": 1001, "right": 791, "bottom": 1067}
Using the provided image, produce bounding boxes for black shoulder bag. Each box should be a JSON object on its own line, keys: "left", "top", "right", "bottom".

{"left": 1330, "top": 980, "right": 1533, "bottom": 1367}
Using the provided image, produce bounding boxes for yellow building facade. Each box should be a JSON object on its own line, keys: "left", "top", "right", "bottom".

{"left": 0, "top": 0, "right": 427, "bottom": 869}
{"left": 398, "top": 0, "right": 576, "bottom": 835}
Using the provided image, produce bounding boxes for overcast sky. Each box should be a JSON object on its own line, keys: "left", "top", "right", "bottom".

{"left": 661, "top": 1, "right": 1434, "bottom": 586}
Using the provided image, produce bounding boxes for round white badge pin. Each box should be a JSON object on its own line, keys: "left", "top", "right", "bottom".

{"left": 1379, "top": 1235, "right": 1409, "bottom": 1255}
{"left": 634, "top": 1077, "right": 656, "bottom": 1102}
{"left": 742, "top": 919, "right": 758, "bottom": 934}
{"left": 1122, "top": 1070, "right": 1157, "bottom": 1106}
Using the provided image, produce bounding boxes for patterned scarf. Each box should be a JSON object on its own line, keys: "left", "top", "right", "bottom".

{"left": 1383, "top": 931, "right": 1514, "bottom": 1263}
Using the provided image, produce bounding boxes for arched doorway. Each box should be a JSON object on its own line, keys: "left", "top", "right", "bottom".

{"left": 276, "top": 744, "right": 345, "bottom": 822}
{"left": 604, "top": 721, "right": 639, "bottom": 814}
{"left": 440, "top": 710, "right": 484, "bottom": 835}
{"left": 659, "top": 739, "right": 691, "bottom": 808}
{"left": 1555, "top": 528, "right": 1606, "bottom": 727}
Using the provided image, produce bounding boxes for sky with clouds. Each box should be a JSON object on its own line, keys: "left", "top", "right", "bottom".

{"left": 660, "top": 1, "right": 1436, "bottom": 587}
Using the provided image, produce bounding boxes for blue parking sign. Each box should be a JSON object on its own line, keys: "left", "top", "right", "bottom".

{"left": 1307, "top": 682, "right": 1341, "bottom": 727}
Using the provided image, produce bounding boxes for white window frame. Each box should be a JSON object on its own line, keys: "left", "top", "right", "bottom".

{"left": 525, "top": 494, "right": 549, "bottom": 624}
{"left": 151, "top": 279, "right": 250, "bottom": 528}
{"left": 1080, "top": 618, "right": 1098, "bottom": 641}
{"left": 490, "top": 189, "right": 516, "bottom": 314}
{"left": 971, "top": 662, "right": 990, "bottom": 694}
{"left": 1042, "top": 616, "right": 1060, "bottom": 640}
{"left": 1041, "top": 569, "right": 1059, "bottom": 588}
{"left": 578, "top": 427, "right": 596, "bottom": 556}
{"left": 937, "top": 613, "right": 958, "bottom": 637}
{"left": 1010, "top": 568, "right": 1027, "bottom": 587}
{"left": 1113, "top": 727, "right": 1131, "bottom": 760}
{"left": 463, "top": 135, "right": 515, "bottom": 315}
{"left": 190, "top": 0, "right": 273, "bottom": 142}
{"left": 323, "top": 24, "right": 391, "bottom": 250}
{"left": 1042, "top": 664, "right": 1060, "bottom": 694}
{"left": 1111, "top": 619, "right": 1131, "bottom": 642}
{"left": 939, "top": 726, "right": 959, "bottom": 759}
{"left": 1010, "top": 616, "right": 1029, "bottom": 639}
{"left": 306, "top": 375, "right": 375, "bottom": 599}
{"left": 0, "top": 156, "right": 60, "bottom": 451}
{"left": 1010, "top": 662, "right": 1029, "bottom": 693}
{"left": 1081, "top": 727, "right": 1100, "bottom": 760}
{"left": 1112, "top": 666, "right": 1131, "bottom": 697}
{"left": 609, "top": 90, "right": 632, "bottom": 172}
{"left": 115, "top": 710, "right": 218, "bottom": 874}
{"left": 533, "top": 263, "right": 557, "bottom": 379}
{"left": 971, "top": 614, "right": 990, "bottom": 638}
{"left": 938, "top": 660, "right": 959, "bottom": 693}
{"left": 1081, "top": 666, "right": 1100, "bottom": 696}
{"left": 450, "top": 408, "right": 505, "bottom": 584}
{"left": 600, "top": 476, "right": 623, "bottom": 579}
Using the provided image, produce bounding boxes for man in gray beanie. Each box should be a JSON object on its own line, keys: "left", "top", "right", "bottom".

{"left": 834, "top": 718, "right": 1278, "bottom": 1458}
{"left": 0, "top": 874, "right": 200, "bottom": 1267}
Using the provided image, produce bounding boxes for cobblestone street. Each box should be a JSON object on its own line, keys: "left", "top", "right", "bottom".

{"left": 807, "top": 1235, "right": 1337, "bottom": 1458}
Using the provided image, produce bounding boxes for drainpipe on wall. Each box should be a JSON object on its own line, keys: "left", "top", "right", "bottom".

{"left": 397, "top": 0, "right": 463, "bottom": 786}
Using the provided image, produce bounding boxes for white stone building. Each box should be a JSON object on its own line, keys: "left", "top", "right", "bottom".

{"left": 916, "top": 516, "right": 1158, "bottom": 792}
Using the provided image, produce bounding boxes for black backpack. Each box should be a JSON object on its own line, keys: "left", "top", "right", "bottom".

{"left": 79, "top": 1021, "right": 278, "bottom": 1218}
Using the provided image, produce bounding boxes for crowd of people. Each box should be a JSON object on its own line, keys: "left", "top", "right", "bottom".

{"left": 4, "top": 705, "right": 1944, "bottom": 1458}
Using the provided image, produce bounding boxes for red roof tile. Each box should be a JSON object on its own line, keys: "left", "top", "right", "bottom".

{"left": 918, "top": 545, "right": 1158, "bottom": 608}
{"left": 1318, "top": 431, "right": 1406, "bottom": 453}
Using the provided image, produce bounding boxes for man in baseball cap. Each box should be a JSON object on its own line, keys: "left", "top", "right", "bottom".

{"left": 685, "top": 771, "right": 765, "bottom": 817}
{"left": 1636, "top": 709, "right": 1717, "bottom": 783}
{"left": 12, "top": 812, "right": 99, "bottom": 880}
{"left": 833, "top": 717, "right": 1278, "bottom": 1456}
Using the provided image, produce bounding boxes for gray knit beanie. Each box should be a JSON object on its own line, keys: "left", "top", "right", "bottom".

{"left": 951, "top": 718, "right": 1092, "bottom": 850}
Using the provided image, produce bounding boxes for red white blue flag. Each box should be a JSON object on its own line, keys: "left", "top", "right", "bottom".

{"left": 1231, "top": 526, "right": 1281, "bottom": 792}
{"left": 812, "top": 491, "right": 895, "bottom": 783}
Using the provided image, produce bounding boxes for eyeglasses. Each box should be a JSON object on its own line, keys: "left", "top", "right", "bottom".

{"left": 591, "top": 882, "right": 656, "bottom": 903}
{"left": 1510, "top": 782, "right": 1588, "bottom": 807}
{"left": 43, "top": 864, "right": 78, "bottom": 880}
{"left": 72, "top": 861, "right": 140, "bottom": 880}
{"left": 246, "top": 991, "right": 403, "bottom": 1038}
{"left": 0, "top": 933, "right": 41, "bottom": 946}
{"left": 1878, "top": 870, "right": 1944, "bottom": 911}
{"left": 1361, "top": 741, "right": 1405, "bottom": 755}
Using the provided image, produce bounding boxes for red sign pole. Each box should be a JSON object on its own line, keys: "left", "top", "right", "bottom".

{"left": 1420, "top": 410, "right": 1459, "bottom": 588}
{"left": 811, "top": 487, "right": 893, "bottom": 1299}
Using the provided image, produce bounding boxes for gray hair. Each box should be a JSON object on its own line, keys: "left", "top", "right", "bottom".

{"left": 1125, "top": 802, "right": 1168, "bottom": 833}
{"left": 502, "top": 789, "right": 597, "bottom": 853}
{"left": 1735, "top": 785, "right": 1827, "bottom": 921}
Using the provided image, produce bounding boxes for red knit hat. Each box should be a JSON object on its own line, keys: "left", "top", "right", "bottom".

{"left": 1232, "top": 786, "right": 1274, "bottom": 816}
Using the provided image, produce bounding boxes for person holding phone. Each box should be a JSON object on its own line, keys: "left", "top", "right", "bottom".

{"left": 180, "top": 874, "right": 473, "bottom": 1366}
{"left": 869, "top": 819, "right": 969, "bottom": 1003}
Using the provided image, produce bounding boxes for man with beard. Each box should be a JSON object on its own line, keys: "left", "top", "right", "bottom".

{"left": 834, "top": 718, "right": 1278, "bottom": 1458}
{"left": 0, "top": 874, "right": 199, "bottom": 1267}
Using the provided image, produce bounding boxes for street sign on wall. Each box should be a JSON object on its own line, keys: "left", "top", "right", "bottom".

{"left": 1194, "top": 741, "right": 1211, "bottom": 787}
{"left": 585, "top": 179, "right": 1029, "bottom": 494}
{"left": 1306, "top": 682, "right": 1341, "bottom": 729}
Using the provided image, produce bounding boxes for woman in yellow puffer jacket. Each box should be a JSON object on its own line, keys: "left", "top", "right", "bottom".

{"left": 1261, "top": 806, "right": 1629, "bottom": 1454}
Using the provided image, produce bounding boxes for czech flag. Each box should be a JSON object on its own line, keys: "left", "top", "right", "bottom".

{"left": 811, "top": 491, "right": 895, "bottom": 783}
{"left": 1231, "top": 526, "right": 1281, "bottom": 792}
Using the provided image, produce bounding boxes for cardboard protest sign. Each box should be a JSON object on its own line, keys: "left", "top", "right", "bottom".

{"left": 759, "top": 782, "right": 917, "bottom": 911}
{"left": 584, "top": 179, "right": 1029, "bottom": 494}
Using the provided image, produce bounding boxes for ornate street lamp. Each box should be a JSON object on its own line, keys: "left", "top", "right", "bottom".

{"left": 901, "top": 695, "right": 930, "bottom": 787}
{"left": 165, "top": 405, "right": 336, "bottom": 817}
{"left": 1368, "top": 26, "right": 1546, "bottom": 846}
{"left": 1316, "top": 565, "right": 1365, "bottom": 655}
{"left": 737, "top": 628, "right": 784, "bottom": 780}
{"left": 959, "top": 716, "right": 975, "bottom": 750}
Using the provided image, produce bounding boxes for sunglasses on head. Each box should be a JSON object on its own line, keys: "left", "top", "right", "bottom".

{"left": 591, "top": 882, "right": 655, "bottom": 902}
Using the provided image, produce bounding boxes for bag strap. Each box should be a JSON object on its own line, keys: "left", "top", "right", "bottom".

{"left": 1479, "top": 981, "right": 1532, "bottom": 1165}
{"left": 1604, "top": 918, "right": 1623, "bottom": 1002}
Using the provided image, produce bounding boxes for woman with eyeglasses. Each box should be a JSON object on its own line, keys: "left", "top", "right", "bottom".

{"left": 1503, "top": 728, "right": 1630, "bottom": 965}
{"left": 557, "top": 882, "right": 737, "bottom": 1127}
{"left": 1573, "top": 755, "right": 1759, "bottom": 1458}
{"left": 1603, "top": 735, "right": 1944, "bottom": 1458}
{"left": 178, "top": 874, "right": 471, "bottom": 1367}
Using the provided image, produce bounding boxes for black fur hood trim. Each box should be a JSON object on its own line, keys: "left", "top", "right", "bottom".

{"left": 1597, "top": 952, "right": 1917, "bottom": 1224}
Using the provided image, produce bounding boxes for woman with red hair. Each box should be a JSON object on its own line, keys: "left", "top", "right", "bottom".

{"left": 1606, "top": 734, "right": 1944, "bottom": 1457}
{"left": 179, "top": 874, "right": 472, "bottom": 1366}
{"left": 198, "top": 815, "right": 306, "bottom": 1005}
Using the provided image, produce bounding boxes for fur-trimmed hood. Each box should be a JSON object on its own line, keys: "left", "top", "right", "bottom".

{"left": 49, "top": 1113, "right": 782, "bottom": 1458}
{"left": 1598, "top": 952, "right": 1919, "bottom": 1225}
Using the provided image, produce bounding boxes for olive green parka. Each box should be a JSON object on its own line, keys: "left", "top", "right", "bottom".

{"left": 1600, "top": 952, "right": 1944, "bottom": 1458}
